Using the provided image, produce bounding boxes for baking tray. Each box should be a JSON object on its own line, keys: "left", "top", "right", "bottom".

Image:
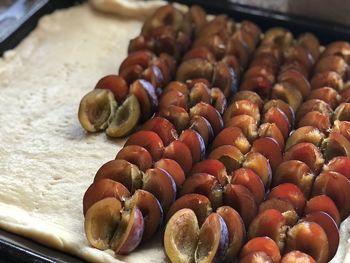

{"left": 0, "top": 0, "right": 349, "bottom": 262}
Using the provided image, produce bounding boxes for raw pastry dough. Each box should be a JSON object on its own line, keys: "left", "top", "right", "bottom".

{"left": 0, "top": 1, "right": 349, "bottom": 263}
{"left": 0, "top": 3, "right": 165, "bottom": 263}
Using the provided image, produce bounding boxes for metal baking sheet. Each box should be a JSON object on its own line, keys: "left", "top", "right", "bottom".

{"left": 1, "top": 0, "right": 350, "bottom": 262}
{"left": 0, "top": 0, "right": 83, "bottom": 56}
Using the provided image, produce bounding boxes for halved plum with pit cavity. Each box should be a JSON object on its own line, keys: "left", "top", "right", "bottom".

{"left": 284, "top": 142, "right": 324, "bottom": 174}
{"left": 243, "top": 152, "right": 272, "bottom": 188}
{"left": 115, "top": 145, "right": 152, "bottom": 172}
{"left": 223, "top": 184, "right": 258, "bottom": 227}
{"left": 142, "top": 168, "right": 177, "bottom": 213}
{"left": 166, "top": 194, "right": 212, "bottom": 226}
{"left": 190, "top": 159, "right": 228, "bottom": 186}
{"left": 240, "top": 236, "right": 281, "bottom": 263}
{"left": 251, "top": 137, "right": 283, "bottom": 172}
{"left": 284, "top": 221, "right": 329, "bottom": 263}
{"left": 267, "top": 183, "right": 306, "bottom": 216}
{"left": 211, "top": 127, "right": 251, "bottom": 154}
{"left": 94, "top": 159, "right": 143, "bottom": 194}
{"left": 248, "top": 209, "right": 287, "bottom": 251}
{"left": 273, "top": 160, "right": 314, "bottom": 197}
{"left": 312, "top": 170, "right": 350, "bottom": 220}
{"left": 216, "top": 206, "right": 246, "bottom": 261}
{"left": 208, "top": 145, "right": 244, "bottom": 174}
{"left": 124, "top": 130, "right": 164, "bottom": 161}
{"left": 180, "top": 173, "right": 222, "bottom": 210}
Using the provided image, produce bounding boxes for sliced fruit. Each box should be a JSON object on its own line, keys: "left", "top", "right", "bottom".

{"left": 164, "top": 81, "right": 189, "bottom": 96}
{"left": 106, "top": 95, "right": 141, "bottom": 137}
{"left": 95, "top": 75, "right": 129, "bottom": 104}
{"left": 163, "top": 140, "right": 193, "bottom": 174}
{"left": 94, "top": 159, "right": 143, "bottom": 194}
{"left": 302, "top": 211, "right": 339, "bottom": 261}
{"left": 211, "top": 127, "right": 251, "bottom": 154}
{"left": 180, "top": 173, "right": 222, "bottom": 210}
{"left": 78, "top": 89, "right": 117, "bottom": 132}
{"left": 240, "top": 236, "right": 281, "bottom": 263}
{"left": 190, "top": 159, "right": 228, "bottom": 186}
{"left": 281, "top": 251, "right": 316, "bottom": 263}
{"left": 208, "top": 145, "right": 244, "bottom": 174}
{"left": 312, "top": 171, "right": 350, "bottom": 220}
{"left": 158, "top": 105, "right": 190, "bottom": 133}
{"left": 240, "top": 76, "right": 273, "bottom": 100}
{"left": 119, "top": 50, "right": 153, "bottom": 73}
{"left": 285, "top": 126, "right": 325, "bottom": 151}
{"left": 248, "top": 209, "right": 287, "bottom": 251}
{"left": 324, "top": 156, "right": 350, "bottom": 181}
{"left": 115, "top": 145, "right": 152, "bottom": 172}
{"left": 307, "top": 87, "right": 340, "bottom": 110}
{"left": 125, "top": 189, "right": 162, "bottom": 241}
{"left": 323, "top": 131, "right": 350, "bottom": 161}
{"left": 164, "top": 209, "right": 199, "bottom": 263}
{"left": 141, "top": 116, "right": 178, "bottom": 146}
{"left": 258, "top": 123, "right": 285, "bottom": 150}
{"left": 159, "top": 89, "right": 188, "bottom": 111}
{"left": 278, "top": 69, "right": 311, "bottom": 99}
{"left": 84, "top": 197, "right": 122, "bottom": 250}
{"left": 263, "top": 107, "right": 291, "bottom": 139}
{"left": 129, "top": 79, "right": 157, "bottom": 122}
{"left": 142, "top": 168, "right": 177, "bottom": 213}
{"left": 124, "top": 130, "right": 164, "bottom": 161}
{"left": 296, "top": 99, "right": 333, "bottom": 124}
{"left": 271, "top": 83, "right": 303, "bottom": 113}
{"left": 166, "top": 194, "right": 212, "bottom": 226}
{"left": 323, "top": 41, "right": 350, "bottom": 63}
{"left": 267, "top": 183, "right": 306, "bottom": 216}
{"left": 243, "top": 152, "right": 272, "bottom": 188}
{"left": 190, "top": 102, "right": 224, "bottom": 135}
{"left": 154, "top": 159, "right": 185, "bottom": 189}
{"left": 189, "top": 115, "right": 214, "bottom": 146}
{"left": 332, "top": 120, "right": 350, "bottom": 141}
{"left": 285, "top": 221, "right": 329, "bottom": 263}
{"left": 216, "top": 206, "right": 246, "bottom": 262}
{"left": 273, "top": 160, "right": 314, "bottom": 197}
{"left": 179, "top": 129, "right": 206, "bottom": 163}
{"left": 333, "top": 102, "right": 350, "bottom": 121}
{"left": 83, "top": 179, "right": 130, "bottom": 216}
{"left": 223, "top": 100, "right": 260, "bottom": 125}
{"left": 189, "top": 82, "right": 211, "bottom": 107}
{"left": 263, "top": 99, "right": 295, "bottom": 126}
{"left": 211, "top": 87, "right": 227, "bottom": 115}
{"left": 304, "top": 195, "right": 341, "bottom": 226}
{"left": 310, "top": 71, "right": 343, "bottom": 91}
{"left": 259, "top": 198, "right": 298, "bottom": 226}
{"left": 194, "top": 213, "right": 229, "bottom": 263}
{"left": 223, "top": 184, "right": 258, "bottom": 227}
{"left": 251, "top": 137, "right": 283, "bottom": 172}
{"left": 314, "top": 55, "right": 348, "bottom": 79}
{"left": 298, "top": 32, "right": 320, "bottom": 61}
{"left": 225, "top": 114, "right": 258, "bottom": 142}
{"left": 232, "top": 90, "right": 263, "bottom": 110}
{"left": 183, "top": 47, "right": 216, "bottom": 62}
{"left": 176, "top": 58, "right": 214, "bottom": 82}
{"left": 297, "top": 111, "right": 331, "bottom": 134}
{"left": 284, "top": 142, "right": 324, "bottom": 174}
{"left": 231, "top": 168, "right": 265, "bottom": 205}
